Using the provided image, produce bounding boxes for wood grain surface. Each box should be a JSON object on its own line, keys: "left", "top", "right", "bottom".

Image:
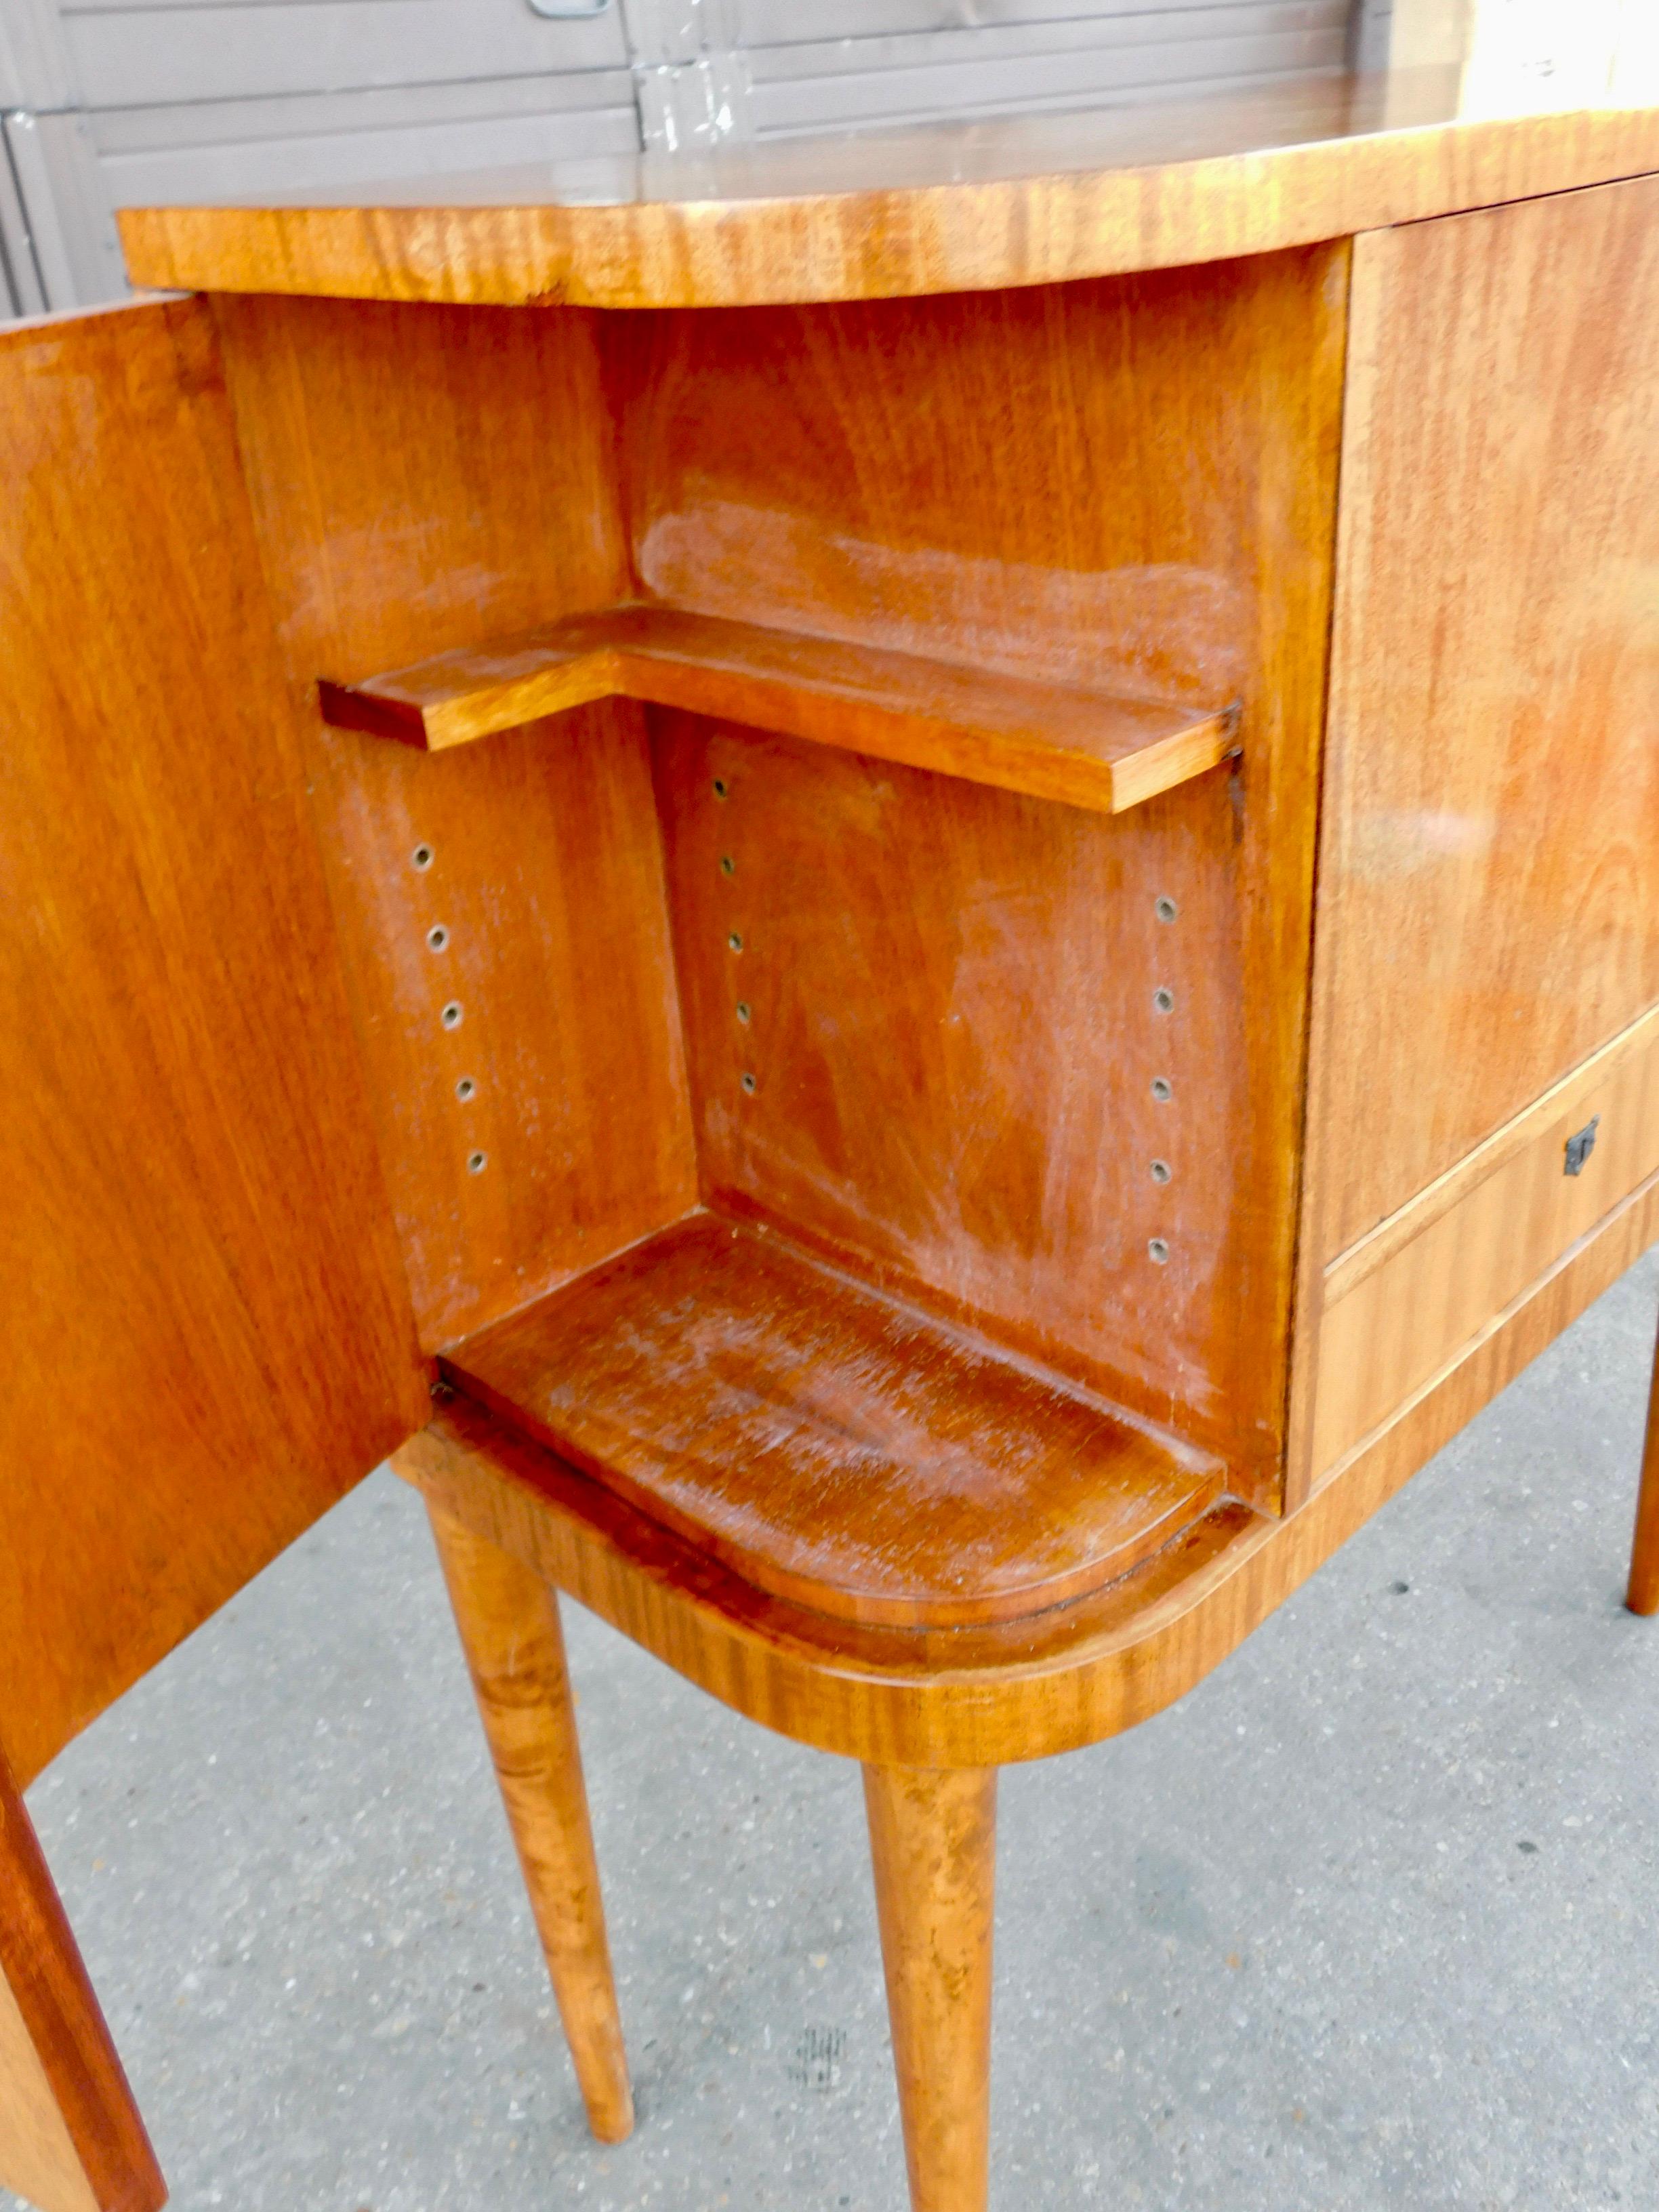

{"left": 426, "top": 1508, "right": 633, "bottom": 2143}
{"left": 626, "top": 253, "right": 1344, "bottom": 1496}
{"left": 1311, "top": 1004, "right": 1659, "bottom": 1479}
{"left": 319, "top": 602, "right": 1239, "bottom": 817}
{"left": 0, "top": 1975, "right": 98, "bottom": 2212}
{"left": 0, "top": 1755, "right": 164, "bottom": 2212}
{"left": 445, "top": 1213, "right": 1223, "bottom": 1629}
{"left": 864, "top": 1764, "right": 996, "bottom": 2212}
{"left": 398, "top": 1166, "right": 1659, "bottom": 1771}
{"left": 0, "top": 298, "right": 423, "bottom": 1787}
{"left": 1302, "top": 176, "right": 1659, "bottom": 1269}
{"left": 213, "top": 295, "right": 699, "bottom": 1351}
{"left": 1321, "top": 1004, "right": 1659, "bottom": 1311}
{"left": 116, "top": 75, "right": 1659, "bottom": 309}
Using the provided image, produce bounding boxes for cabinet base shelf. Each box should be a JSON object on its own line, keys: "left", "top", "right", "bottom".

{"left": 440, "top": 1212, "right": 1226, "bottom": 1630}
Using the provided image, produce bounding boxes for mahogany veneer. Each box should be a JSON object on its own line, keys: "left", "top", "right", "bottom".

{"left": 319, "top": 602, "right": 1240, "bottom": 816}
{"left": 442, "top": 1214, "right": 1225, "bottom": 1629}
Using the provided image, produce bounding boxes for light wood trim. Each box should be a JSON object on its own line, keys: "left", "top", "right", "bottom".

{"left": 427, "top": 1506, "right": 633, "bottom": 2144}
{"left": 320, "top": 604, "right": 1239, "bottom": 818}
{"left": 1317, "top": 1170, "right": 1659, "bottom": 1500}
{"left": 0, "top": 1976, "right": 100, "bottom": 2212}
{"left": 1310, "top": 1019, "right": 1659, "bottom": 1479}
{"left": 1626, "top": 1305, "right": 1659, "bottom": 1616}
{"left": 116, "top": 94, "right": 1659, "bottom": 310}
{"left": 864, "top": 1765, "right": 996, "bottom": 2212}
{"left": 394, "top": 1167, "right": 1659, "bottom": 1773}
{"left": 1326, "top": 1000, "right": 1659, "bottom": 1306}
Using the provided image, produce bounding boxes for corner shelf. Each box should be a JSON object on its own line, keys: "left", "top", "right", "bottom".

{"left": 319, "top": 602, "right": 1240, "bottom": 817}
{"left": 440, "top": 1212, "right": 1226, "bottom": 1629}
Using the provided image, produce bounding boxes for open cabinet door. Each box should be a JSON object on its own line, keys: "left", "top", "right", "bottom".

{"left": 0, "top": 298, "right": 427, "bottom": 2207}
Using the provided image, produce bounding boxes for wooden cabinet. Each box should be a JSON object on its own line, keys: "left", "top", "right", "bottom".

{"left": 3, "top": 92, "right": 1657, "bottom": 2212}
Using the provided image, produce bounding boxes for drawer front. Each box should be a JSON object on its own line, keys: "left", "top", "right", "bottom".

{"left": 1311, "top": 1004, "right": 1659, "bottom": 1481}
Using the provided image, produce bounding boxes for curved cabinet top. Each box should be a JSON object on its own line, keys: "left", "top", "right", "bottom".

{"left": 119, "top": 65, "right": 1659, "bottom": 310}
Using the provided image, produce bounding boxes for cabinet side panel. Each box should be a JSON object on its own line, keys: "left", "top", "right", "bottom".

{"left": 0, "top": 298, "right": 424, "bottom": 1784}
{"left": 213, "top": 295, "right": 699, "bottom": 1350}
{"left": 1307, "top": 181, "right": 1659, "bottom": 1266}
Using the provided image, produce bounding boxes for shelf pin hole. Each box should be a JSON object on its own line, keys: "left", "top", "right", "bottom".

{"left": 741, "top": 1071, "right": 758, "bottom": 1094}
{"left": 1153, "top": 986, "right": 1175, "bottom": 1015}
{"left": 455, "top": 1077, "right": 476, "bottom": 1103}
{"left": 467, "top": 1151, "right": 487, "bottom": 1175}
{"left": 426, "top": 924, "right": 449, "bottom": 952}
{"left": 1150, "top": 1159, "right": 1172, "bottom": 1185}
{"left": 1151, "top": 1076, "right": 1173, "bottom": 1102}
{"left": 441, "top": 1001, "right": 463, "bottom": 1031}
{"left": 1155, "top": 895, "right": 1179, "bottom": 924}
{"left": 1148, "top": 1237, "right": 1170, "bottom": 1265}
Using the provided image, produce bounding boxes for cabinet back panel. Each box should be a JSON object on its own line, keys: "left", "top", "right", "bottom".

{"left": 628, "top": 252, "right": 1348, "bottom": 1492}
{"left": 656, "top": 714, "right": 1249, "bottom": 1462}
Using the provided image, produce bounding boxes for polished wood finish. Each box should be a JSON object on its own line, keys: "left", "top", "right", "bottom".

{"left": 426, "top": 1507, "right": 632, "bottom": 2143}
{"left": 320, "top": 602, "right": 1240, "bottom": 817}
{"left": 115, "top": 73, "right": 1659, "bottom": 310}
{"left": 1320, "top": 1005, "right": 1659, "bottom": 1313}
{"left": 1285, "top": 173, "right": 1659, "bottom": 1507}
{"left": 0, "top": 1977, "right": 98, "bottom": 2212}
{"left": 631, "top": 252, "right": 1345, "bottom": 1495}
{"left": 1299, "top": 176, "right": 1659, "bottom": 1270}
{"left": 1311, "top": 1004, "right": 1659, "bottom": 1481}
{"left": 211, "top": 295, "right": 699, "bottom": 1351}
{"left": 0, "top": 298, "right": 423, "bottom": 1789}
{"left": 445, "top": 1212, "right": 1223, "bottom": 1630}
{"left": 865, "top": 1765, "right": 996, "bottom": 2212}
{"left": 1627, "top": 1307, "right": 1659, "bottom": 1617}
{"left": 0, "top": 1755, "right": 164, "bottom": 2212}
{"left": 397, "top": 1165, "right": 1659, "bottom": 1775}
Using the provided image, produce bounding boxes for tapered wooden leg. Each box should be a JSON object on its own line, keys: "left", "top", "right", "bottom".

{"left": 1, "top": 1751, "right": 165, "bottom": 2212}
{"left": 1626, "top": 1305, "right": 1659, "bottom": 1614}
{"left": 427, "top": 1504, "right": 633, "bottom": 2143}
{"left": 863, "top": 1763, "right": 997, "bottom": 2212}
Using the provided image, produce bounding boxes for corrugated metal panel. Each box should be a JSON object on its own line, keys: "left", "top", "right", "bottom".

{"left": 738, "top": 0, "right": 1309, "bottom": 41}
{"left": 91, "top": 73, "right": 638, "bottom": 201}
{"left": 0, "top": 125, "right": 49, "bottom": 312}
{"left": 738, "top": 1, "right": 1351, "bottom": 139}
{"left": 3, "top": 106, "right": 121, "bottom": 296}
{"left": 61, "top": 0, "right": 627, "bottom": 108}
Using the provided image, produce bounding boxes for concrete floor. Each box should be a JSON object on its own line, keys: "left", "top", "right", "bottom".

{"left": 11, "top": 1246, "right": 1658, "bottom": 2212}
